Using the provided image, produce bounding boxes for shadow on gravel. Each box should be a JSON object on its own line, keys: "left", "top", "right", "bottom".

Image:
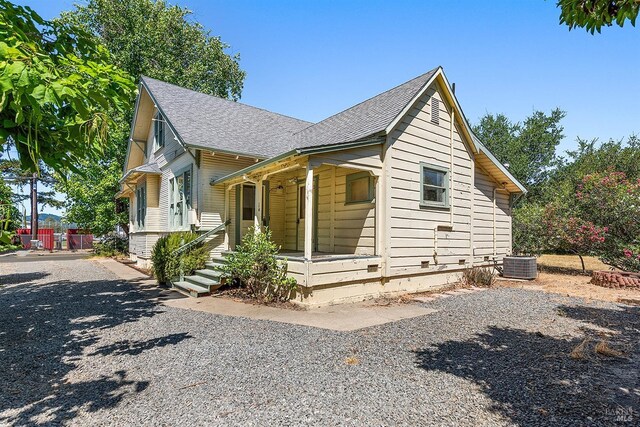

{"left": 0, "top": 271, "right": 50, "bottom": 286}
{"left": 89, "top": 332, "right": 193, "bottom": 357}
{"left": 414, "top": 304, "right": 640, "bottom": 426}
{"left": 0, "top": 274, "right": 190, "bottom": 426}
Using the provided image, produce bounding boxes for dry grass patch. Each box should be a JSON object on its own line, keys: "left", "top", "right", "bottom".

{"left": 496, "top": 271, "right": 640, "bottom": 304}
{"left": 345, "top": 356, "right": 360, "bottom": 365}
{"left": 594, "top": 340, "right": 624, "bottom": 358}
{"left": 570, "top": 338, "right": 590, "bottom": 360}
{"left": 537, "top": 254, "right": 609, "bottom": 275}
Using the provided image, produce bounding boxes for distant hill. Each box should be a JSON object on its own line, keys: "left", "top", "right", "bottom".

{"left": 26, "top": 213, "right": 63, "bottom": 222}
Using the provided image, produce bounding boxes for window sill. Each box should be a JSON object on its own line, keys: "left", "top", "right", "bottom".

{"left": 419, "top": 202, "right": 450, "bottom": 210}
{"left": 345, "top": 198, "right": 375, "bottom": 206}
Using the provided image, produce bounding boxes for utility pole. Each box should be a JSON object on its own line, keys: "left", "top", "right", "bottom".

{"left": 30, "top": 172, "right": 38, "bottom": 241}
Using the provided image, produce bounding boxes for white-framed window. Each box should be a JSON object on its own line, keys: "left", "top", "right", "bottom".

{"left": 154, "top": 111, "right": 165, "bottom": 150}
{"left": 345, "top": 171, "right": 374, "bottom": 204}
{"left": 420, "top": 162, "right": 449, "bottom": 208}
{"left": 169, "top": 166, "right": 192, "bottom": 229}
{"left": 136, "top": 184, "right": 146, "bottom": 228}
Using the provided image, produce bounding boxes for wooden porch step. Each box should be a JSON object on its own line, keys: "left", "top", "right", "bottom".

{"left": 184, "top": 274, "right": 223, "bottom": 292}
{"left": 194, "top": 268, "right": 223, "bottom": 281}
{"left": 172, "top": 281, "right": 210, "bottom": 298}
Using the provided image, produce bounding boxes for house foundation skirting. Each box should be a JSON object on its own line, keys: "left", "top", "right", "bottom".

{"left": 291, "top": 270, "right": 463, "bottom": 307}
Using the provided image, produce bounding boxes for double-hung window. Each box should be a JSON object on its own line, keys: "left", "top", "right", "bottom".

{"left": 154, "top": 112, "right": 165, "bottom": 149}
{"left": 136, "top": 184, "right": 146, "bottom": 228}
{"left": 169, "top": 166, "right": 192, "bottom": 229}
{"left": 420, "top": 163, "right": 449, "bottom": 208}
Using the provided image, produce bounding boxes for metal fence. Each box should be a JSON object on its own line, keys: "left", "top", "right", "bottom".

{"left": 67, "top": 234, "right": 94, "bottom": 250}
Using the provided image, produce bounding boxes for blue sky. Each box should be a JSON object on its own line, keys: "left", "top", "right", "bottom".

{"left": 14, "top": 0, "right": 640, "bottom": 215}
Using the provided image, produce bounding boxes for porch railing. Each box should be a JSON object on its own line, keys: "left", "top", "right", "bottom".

{"left": 173, "top": 219, "right": 230, "bottom": 281}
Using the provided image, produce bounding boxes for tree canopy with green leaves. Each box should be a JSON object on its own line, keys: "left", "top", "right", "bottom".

{"left": 0, "top": 0, "right": 135, "bottom": 173}
{"left": 60, "top": 0, "right": 245, "bottom": 99}
{"left": 473, "top": 109, "right": 566, "bottom": 196}
{"left": 55, "top": 0, "right": 245, "bottom": 236}
{"left": 557, "top": 0, "right": 639, "bottom": 33}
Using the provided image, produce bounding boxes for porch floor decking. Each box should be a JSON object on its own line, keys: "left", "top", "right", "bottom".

{"left": 276, "top": 251, "right": 380, "bottom": 262}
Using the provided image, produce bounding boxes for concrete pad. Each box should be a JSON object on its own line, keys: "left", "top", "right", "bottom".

{"left": 98, "top": 256, "right": 439, "bottom": 331}
{"left": 443, "top": 290, "right": 462, "bottom": 296}
{"left": 93, "top": 257, "right": 155, "bottom": 284}
{"left": 435, "top": 294, "right": 451, "bottom": 299}
{"left": 164, "top": 297, "right": 438, "bottom": 331}
{"left": 413, "top": 296, "right": 436, "bottom": 303}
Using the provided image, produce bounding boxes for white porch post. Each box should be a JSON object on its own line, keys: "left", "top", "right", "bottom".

{"left": 304, "top": 163, "right": 314, "bottom": 260}
{"left": 375, "top": 175, "right": 383, "bottom": 256}
{"left": 223, "top": 185, "right": 230, "bottom": 250}
{"left": 255, "top": 178, "right": 263, "bottom": 231}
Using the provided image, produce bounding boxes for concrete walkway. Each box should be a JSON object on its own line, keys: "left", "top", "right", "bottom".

{"left": 97, "top": 257, "right": 438, "bottom": 331}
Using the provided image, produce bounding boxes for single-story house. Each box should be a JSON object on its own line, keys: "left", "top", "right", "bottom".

{"left": 118, "top": 66, "right": 525, "bottom": 305}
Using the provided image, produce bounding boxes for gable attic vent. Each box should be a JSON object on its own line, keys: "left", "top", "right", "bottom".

{"left": 431, "top": 98, "right": 440, "bottom": 125}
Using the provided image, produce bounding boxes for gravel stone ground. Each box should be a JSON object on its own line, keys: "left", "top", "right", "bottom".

{"left": 1, "top": 257, "right": 638, "bottom": 426}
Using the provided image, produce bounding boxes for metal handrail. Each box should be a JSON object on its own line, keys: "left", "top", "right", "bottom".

{"left": 173, "top": 219, "right": 230, "bottom": 257}
{"left": 173, "top": 219, "right": 230, "bottom": 281}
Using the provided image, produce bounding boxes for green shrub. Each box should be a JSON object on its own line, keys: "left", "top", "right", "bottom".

{"left": 151, "top": 235, "right": 170, "bottom": 284}
{"left": 151, "top": 232, "right": 208, "bottom": 285}
{"left": 94, "top": 234, "right": 128, "bottom": 256}
{"left": 461, "top": 266, "right": 496, "bottom": 287}
{"left": 219, "top": 226, "right": 298, "bottom": 302}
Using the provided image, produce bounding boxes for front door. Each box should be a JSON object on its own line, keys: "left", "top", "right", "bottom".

{"left": 296, "top": 183, "right": 305, "bottom": 251}
{"left": 237, "top": 184, "right": 256, "bottom": 241}
{"left": 296, "top": 177, "right": 319, "bottom": 252}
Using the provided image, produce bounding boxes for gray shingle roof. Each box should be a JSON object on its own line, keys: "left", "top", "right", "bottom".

{"left": 141, "top": 76, "right": 312, "bottom": 158}
{"left": 292, "top": 67, "right": 439, "bottom": 149}
{"left": 141, "top": 67, "right": 439, "bottom": 158}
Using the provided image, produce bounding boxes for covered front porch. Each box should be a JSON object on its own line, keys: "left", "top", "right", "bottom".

{"left": 212, "top": 145, "right": 385, "bottom": 288}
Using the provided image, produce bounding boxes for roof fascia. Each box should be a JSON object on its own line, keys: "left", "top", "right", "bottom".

{"left": 140, "top": 77, "right": 196, "bottom": 162}
{"left": 123, "top": 82, "right": 144, "bottom": 174}
{"left": 474, "top": 136, "right": 527, "bottom": 193}
{"left": 211, "top": 138, "right": 385, "bottom": 186}
{"left": 185, "top": 143, "right": 268, "bottom": 161}
{"left": 385, "top": 67, "right": 526, "bottom": 193}
{"left": 210, "top": 150, "right": 297, "bottom": 186}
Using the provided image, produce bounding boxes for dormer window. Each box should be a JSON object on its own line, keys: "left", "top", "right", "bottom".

{"left": 154, "top": 112, "right": 165, "bottom": 149}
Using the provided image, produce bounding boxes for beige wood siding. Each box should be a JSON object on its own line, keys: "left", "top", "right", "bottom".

{"left": 129, "top": 232, "right": 162, "bottom": 260}
{"left": 199, "top": 152, "right": 256, "bottom": 229}
{"left": 472, "top": 166, "right": 512, "bottom": 264}
{"left": 387, "top": 83, "right": 475, "bottom": 274}
{"left": 278, "top": 162, "right": 376, "bottom": 255}
{"left": 268, "top": 182, "right": 285, "bottom": 248}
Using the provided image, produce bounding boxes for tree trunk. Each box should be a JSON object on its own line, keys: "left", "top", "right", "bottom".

{"left": 30, "top": 173, "right": 38, "bottom": 241}
{"left": 577, "top": 253, "right": 586, "bottom": 274}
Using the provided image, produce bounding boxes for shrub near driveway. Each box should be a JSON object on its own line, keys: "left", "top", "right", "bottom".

{"left": 151, "top": 232, "right": 208, "bottom": 285}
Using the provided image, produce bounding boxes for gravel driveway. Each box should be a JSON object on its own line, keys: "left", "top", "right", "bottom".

{"left": 1, "top": 257, "right": 638, "bottom": 426}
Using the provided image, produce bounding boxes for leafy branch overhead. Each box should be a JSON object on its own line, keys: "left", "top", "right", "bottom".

{"left": 0, "top": 0, "right": 135, "bottom": 173}
{"left": 557, "top": 0, "right": 640, "bottom": 33}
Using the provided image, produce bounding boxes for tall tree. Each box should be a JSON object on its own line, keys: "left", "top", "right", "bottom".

{"left": 59, "top": 0, "right": 245, "bottom": 99}
{"left": 557, "top": 0, "right": 639, "bottom": 34}
{"left": 473, "top": 109, "right": 566, "bottom": 196}
{"left": 56, "top": 0, "right": 246, "bottom": 236}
